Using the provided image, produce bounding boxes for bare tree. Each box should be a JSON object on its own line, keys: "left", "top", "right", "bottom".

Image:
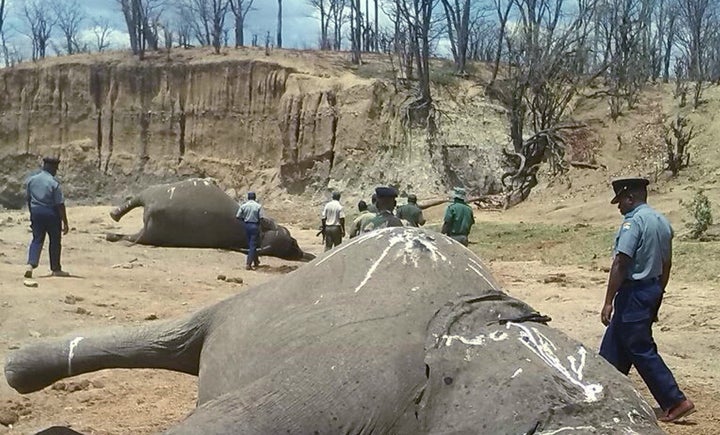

{"left": 229, "top": 0, "right": 254, "bottom": 47}
{"left": 441, "top": 0, "right": 472, "bottom": 74}
{"left": 498, "top": 0, "right": 600, "bottom": 204}
{"left": 329, "top": 0, "right": 347, "bottom": 49}
{"left": 182, "top": 0, "right": 229, "bottom": 53}
{"left": 351, "top": 0, "right": 361, "bottom": 63}
{"left": 676, "top": 0, "right": 716, "bottom": 108}
{"left": 0, "top": 0, "right": 9, "bottom": 67}
{"left": 117, "top": 0, "right": 163, "bottom": 58}
{"left": 92, "top": 18, "right": 114, "bottom": 52}
{"left": 490, "top": 0, "right": 513, "bottom": 83}
{"left": 277, "top": 0, "right": 282, "bottom": 47}
{"left": 309, "top": 0, "right": 332, "bottom": 49}
{"left": 54, "top": 0, "right": 85, "bottom": 55}
{"left": 23, "top": 0, "right": 57, "bottom": 60}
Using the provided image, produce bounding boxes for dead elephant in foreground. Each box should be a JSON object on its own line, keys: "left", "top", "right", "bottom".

{"left": 5, "top": 227, "right": 663, "bottom": 434}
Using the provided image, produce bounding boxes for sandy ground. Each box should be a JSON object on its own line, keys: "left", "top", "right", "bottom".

{"left": 0, "top": 205, "right": 718, "bottom": 434}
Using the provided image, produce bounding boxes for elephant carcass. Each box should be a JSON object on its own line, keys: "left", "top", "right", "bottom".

{"left": 5, "top": 227, "right": 663, "bottom": 434}
{"left": 105, "top": 178, "right": 314, "bottom": 261}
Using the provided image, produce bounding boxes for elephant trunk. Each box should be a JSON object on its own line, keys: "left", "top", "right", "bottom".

{"left": 109, "top": 195, "right": 144, "bottom": 222}
{"left": 4, "top": 307, "right": 214, "bottom": 394}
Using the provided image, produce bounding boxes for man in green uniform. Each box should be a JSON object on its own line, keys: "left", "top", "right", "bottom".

{"left": 349, "top": 200, "right": 375, "bottom": 238}
{"left": 441, "top": 187, "right": 474, "bottom": 246}
{"left": 360, "top": 187, "right": 404, "bottom": 233}
{"left": 395, "top": 194, "right": 426, "bottom": 227}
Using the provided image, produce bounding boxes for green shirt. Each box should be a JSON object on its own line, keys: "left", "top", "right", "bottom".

{"left": 396, "top": 203, "right": 425, "bottom": 227}
{"left": 361, "top": 211, "right": 404, "bottom": 234}
{"left": 350, "top": 211, "right": 375, "bottom": 238}
{"left": 443, "top": 200, "right": 474, "bottom": 236}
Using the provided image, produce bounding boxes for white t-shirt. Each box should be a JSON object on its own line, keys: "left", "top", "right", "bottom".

{"left": 322, "top": 200, "right": 345, "bottom": 226}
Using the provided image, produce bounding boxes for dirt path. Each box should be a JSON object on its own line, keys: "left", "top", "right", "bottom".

{"left": 0, "top": 206, "right": 717, "bottom": 434}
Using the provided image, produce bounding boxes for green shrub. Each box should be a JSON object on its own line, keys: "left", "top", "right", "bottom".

{"left": 681, "top": 190, "right": 713, "bottom": 239}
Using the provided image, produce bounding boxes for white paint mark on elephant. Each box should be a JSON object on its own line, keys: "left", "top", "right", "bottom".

{"left": 315, "top": 228, "right": 393, "bottom": 266}
{"left": 627, "top": 409, "right": 641, "bottom": 425}
{"left": 536, "top": 426, "right": 595, "bottom": 435}
{"left": 489, "top": 331, "right": 508, "bottom": 341}
{"left": 467, "top": 264, "right": 492, "bottom": 287}
{"left": 411, "top": 286, "right": 419, "bottom": 292}
{"left": 314, "top": 295, "right": 323, "bottom": 305}
{"left": 193, "top": 180, "right": 197, "bottom": 186}
{"left": 67, "top": 336, "right": 84, "bottom": 376}
{"left": 613, "top": 417, "right": 620, "bottom": 423}
{"left": 442, "top": 331, "right": 507, "bottom": 347}
{"left": 567, "top": 346, "right": 588, "bottom": 381}
{"left": 354, "top": 242, "right": 394, "bottom": 292}
{"left": 511, "top": 368, "right": 523, "bottom": 378}
{"left": 203, "top": 179, "right": 210, "bottom": 186}
{"left": 167, "top": 187, "right": 176, "bottom": 200}
{"left": 506, "top": 322, "right": 603, "bottom": 403}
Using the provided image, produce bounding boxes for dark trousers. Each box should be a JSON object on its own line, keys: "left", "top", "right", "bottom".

{"left": 324, "top": 225, "right": 342, "bottom": 251}
{"left": 600, "top": 282, "right": 685, "bottom": 410}
{"left": 244, "top": 222, "right": 260, "bottom": 267}
{"left": 28, "top": 206, "right": 62, "bottom": 271}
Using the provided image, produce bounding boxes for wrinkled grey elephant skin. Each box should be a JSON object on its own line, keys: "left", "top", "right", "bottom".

{"left": 5, "top": 228, "right": 663, "bottom": 434}
{"left": 105, "top": 178, "right": 313, "bottom": 261}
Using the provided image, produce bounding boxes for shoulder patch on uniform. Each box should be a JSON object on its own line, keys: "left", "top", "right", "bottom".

{"left": 622, "top": 222, "right": 632, "bottom": 230}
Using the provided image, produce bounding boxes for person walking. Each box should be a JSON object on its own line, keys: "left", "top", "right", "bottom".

{"left": 349, "top": 200, "right": 374, "bottom": 238}
{"left": 24, "top": 156, "right": 70, "bottom": 278}
{"left": 236, "top": 191, "right": 264, "bottom": 270}
{"left": 321, "top": 192, "right": 345, "bottom": 251}
{"left": 441, "top": 187, "right": 474, "bottom": 246}
{"left": 599, "top": 177, "right": 694, "bottom": 423}
{"left": 395, "top": 194, "right": 425, "bottom": 227}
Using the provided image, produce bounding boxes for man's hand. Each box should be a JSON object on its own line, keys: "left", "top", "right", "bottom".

{"left": 601, "top": 303, "right": 613, "bottom": 326}
{"left": 62, "top": 222, "right": 69, "bottom": 235}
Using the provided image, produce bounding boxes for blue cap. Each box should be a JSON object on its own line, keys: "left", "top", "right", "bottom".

{"left": 375, "top": 187, "right": 398, "bottom": 198}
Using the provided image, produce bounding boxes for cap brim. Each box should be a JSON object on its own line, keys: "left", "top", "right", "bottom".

{"left": 610, "top": 194, "right": 621, "bottom": 204}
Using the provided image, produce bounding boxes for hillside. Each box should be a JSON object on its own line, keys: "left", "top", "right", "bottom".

{"left": 0, "top": 47, "right": 510, "bottom": 212}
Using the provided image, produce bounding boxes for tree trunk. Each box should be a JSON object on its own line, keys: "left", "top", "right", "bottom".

{"left": 235, "top": 12, "right": 244, "bottom": 47}
{"left": 277, "top": 0, "right": 282, "bottom": 48}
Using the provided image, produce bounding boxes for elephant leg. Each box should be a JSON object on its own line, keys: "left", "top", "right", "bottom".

{"left": 4, "top": 306, "right": 216, "bottom": 394}
{"left": 109, "top": 195, "right": 144, "bottom": 222}
{"left": 105, "top": 229, "right": 147, "bottom": 244}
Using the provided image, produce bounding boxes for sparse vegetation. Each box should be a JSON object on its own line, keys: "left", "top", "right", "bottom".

{"left": 664, "top": 115, "right": 696, "bottom": 176}
{"left": 682, "top": 189, "right": 714, "bottom": 240}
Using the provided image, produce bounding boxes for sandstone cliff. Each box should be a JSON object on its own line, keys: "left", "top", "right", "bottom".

{"left": 0, "top": 48, "right": 509, "bottom": 209}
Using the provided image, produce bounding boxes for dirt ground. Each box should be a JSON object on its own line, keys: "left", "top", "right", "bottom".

{"left": 0, "top": 203, "right": 718, "bottom": 434}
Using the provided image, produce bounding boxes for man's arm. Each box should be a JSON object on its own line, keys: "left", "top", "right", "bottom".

{"left": 340, "top": 217, "right": 346, "bottom": 236}
{"left": 58, "top": 204, "right": 69, "bottom": 235}
{"left": 417, "top": 210, "right": 426, "bottom": 226}
{"left": 601, "top": 253, "right": 632, "bottom": 325}
{"left": 441, "top": 207, "right": 453, "bottom": 235}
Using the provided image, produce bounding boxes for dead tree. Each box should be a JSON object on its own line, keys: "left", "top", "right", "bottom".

{"left": 676, "top": 0, "right": 714, "bottom": 108}
{"left": 117, "top": 0, "right": 163, "bottom": 58}
{"left": 441, "top": 0, "right": 472, "bottom": 75}
{"left": 309, "top": 0, "right": 332, "bottom": 49}
{"left": 183, "top": 0, "right": 229, "bottom": 53}
{"left": 665, "top": 116, "right": 696, "bottom": 176}
{"left": 23, "top": 0, "right": 56, "bottom": 60}
{"left": 490, "top": 0, "right": 513, "bottom": 83}
{"left": 229, "top": 0, "right": 255, "bottom": 47}
{"left": 54, "top": 0, "right": 85, "bottom": 55}
{"left": 497, "top": 0, "right": 599, "bottom": 204}
{"left": 277, "top": 0, "right": 282, "bottom": 47}
{"left": 0, "top": 0, "right": 8, "bottom": 67}
{"left": 92, "top": 18, "right": 114, "bottom": 52}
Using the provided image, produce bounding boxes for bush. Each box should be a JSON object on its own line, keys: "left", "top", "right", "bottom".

{"left": 681, "top": 190, "right": 713, "bottom": 239}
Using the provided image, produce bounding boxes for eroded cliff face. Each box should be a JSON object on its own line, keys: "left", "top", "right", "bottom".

{"left": 0, "top": 50, "right": 508, "bottom": 209}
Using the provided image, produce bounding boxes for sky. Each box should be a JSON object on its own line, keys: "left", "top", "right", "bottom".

{"left": 2, "top": 0, "right": 355, "bottom": 58}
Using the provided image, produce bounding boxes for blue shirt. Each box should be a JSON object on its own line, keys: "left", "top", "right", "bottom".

{"left": 614, "top": 203, "right": 673, "bottom": 281}
{"left": 236, "top": 200, "right": 263, "bottom": 223}
{"left": 26, "top": 170, "right": 64, "bottom": 209}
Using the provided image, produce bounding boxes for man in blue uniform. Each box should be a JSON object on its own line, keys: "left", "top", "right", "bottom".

{"left": 599, "top": 177, "right": 694, "bottom": 423}
{"left": 236, "top": 192, "right": 264, "bottom": 270}
{"left": 24, "top": 156, "right": 70, "bottom": 278}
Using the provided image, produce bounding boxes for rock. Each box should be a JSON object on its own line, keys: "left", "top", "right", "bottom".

{"left": 144, "top": 313, "right": 158, "bottom": 321}
{"left": 225, "top": 277, "right": 244, "bottom": 284}
{"left": 23, "top": 280, "right": 38, "bottom": 288}
{"left": 75, "top": 307, "right": 91, "bottom": 315}
{"left": 66, "top": 379, "right": 91, "bottom": 392}
{"left": 52, "top": 381, "right": 67, "bottom": 391}
{"left": 28, "top": 330, "right": 42, "bottom": 338}
{"left": 91, "top": 380, "right": 105, "bottom": 389}
{"left": 0, "top": 409, "right": 18, "bottom": 426}
{"left": 6, "top": 344, "right": 19, "bottom": 350}
{"left": 64, "top": 295, "right": 85, "bottom": 305}
{"left": 216, "top": 274, "right": 227, "bottom": 281}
